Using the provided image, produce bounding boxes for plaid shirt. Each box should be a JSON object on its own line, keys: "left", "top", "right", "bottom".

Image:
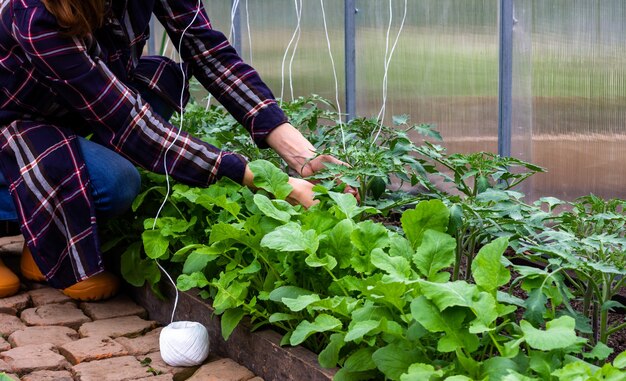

{"left": 0, "top": 0, "right": 288, "bottom": 288}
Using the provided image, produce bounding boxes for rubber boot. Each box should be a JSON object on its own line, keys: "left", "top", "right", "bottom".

{"left": 0, "top": 258, "right": 20, "bottom": 298}
{"left": 20, "top": 244, "right": 46, "bottom": 282}
{"left": 62, "top": 272, "right": 121, "bottom": 302}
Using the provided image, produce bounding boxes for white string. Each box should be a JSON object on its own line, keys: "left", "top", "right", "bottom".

{"left": 152, "top": 0, "right": 203, "bottom": 326}
{"left": 320, "top": 0, "right": 346, "bottom": 152}
{"left": 288, "top": 0, "right": 303, "bottom": 101}
{"left": 228, "top": 0, "right": 241, "bottom": 43}
{"left": 372, "top": 0, "right": 407, "bottom": 145}
{"left": 280, "top": 0, "right": 303, "bottom": 103}
{"left": 245, "top": 0, "right": 253, "bottom": 64}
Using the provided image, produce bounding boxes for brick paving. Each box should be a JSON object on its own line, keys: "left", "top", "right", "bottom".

{"left": 0, "top": 236, "right": 264, "bottom": 381}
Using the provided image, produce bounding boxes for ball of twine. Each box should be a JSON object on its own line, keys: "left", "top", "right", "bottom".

{"left": 159, "top": 321, "right": 210, "bottom": 367}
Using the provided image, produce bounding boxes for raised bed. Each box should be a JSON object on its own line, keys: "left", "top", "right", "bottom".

{"left": 129, "top": 282, "right": 336, "bottom": 381}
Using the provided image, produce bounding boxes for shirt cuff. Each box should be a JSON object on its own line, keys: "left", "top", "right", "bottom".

{"left": 215, "top": 151, "right": 248, "bottom": 184}
{"left": 249, "top": 103, "right": 289, "bottom": 149}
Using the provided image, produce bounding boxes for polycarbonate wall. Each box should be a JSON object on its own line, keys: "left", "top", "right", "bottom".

{"left": 152, "top": 1, "right": 626, "bottom": 201}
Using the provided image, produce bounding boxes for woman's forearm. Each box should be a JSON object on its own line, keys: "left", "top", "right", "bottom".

{"left": 265, "top": 123, "right": 317, "bottom": 176}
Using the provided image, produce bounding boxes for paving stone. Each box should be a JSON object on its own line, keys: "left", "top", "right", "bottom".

{"left": 71, "top": 355, "right": 155, "bottom": 381}
{"left": 78, "top": 315, "right": 157, "bottom": 339}
{"left": 0, "top": 313, "right": 26, "bottom": 336}
{"left": 115, "top": 327, "right": 162, "bottom": 356}
{"left": 81, "top": 294, "right": 147, "bottom": 320}
{"left": 187, "top": 358, "right": 255, "bottom": 381}
{"left": 59, "top": 335, "right": 128, "bottom": 365}
{"left": 0, "top": 358, "right": 12, "bottom": 372}
{"left": 21, "top": 303, "right": 90, "bottom": 330}
{"left": 0, "top": 235, "right": 23, "bottom": 255}
{"left": 20, "top": 370, "right": 74, "bottom": 381}
{"left": 139, "top": 351, "right": 198, "bottom": 381}
{"left": 132, "top": 375, "right": 174, "bottom": 381}
{"left": 0, "top": 292, "right": 30, "bottom": 315}
{"left": 8, "top": 326, "right": 78, "bottom": 347}
{"left": 0, "top": 343, "right": 69, "bottom": 374}
{"left": 0, "top": 336, "right": 11, "bottom": 351}
{"left": 27, "top": 287, "right": 74, "bottom": 307}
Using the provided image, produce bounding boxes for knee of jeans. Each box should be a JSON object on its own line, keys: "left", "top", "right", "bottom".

{"left": 95, "top": 165, "right": 141, "bottom": 218}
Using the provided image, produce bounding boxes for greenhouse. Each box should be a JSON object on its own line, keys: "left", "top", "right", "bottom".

{"left": 0, "top": 0, "right": 624, "bottom": 380}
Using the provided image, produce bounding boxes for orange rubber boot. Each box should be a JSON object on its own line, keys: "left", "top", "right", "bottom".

{"left": 20, "top": 244, "right": 46, "bottom": 282}
{"left": 0, "top": 259, "right": 20, "bottom": 298}
{"left": 62, "top": 272, "right": 120, "bottom": 302}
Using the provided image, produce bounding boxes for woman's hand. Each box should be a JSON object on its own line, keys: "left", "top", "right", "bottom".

{"left": 286, "top": 177, "right": 317, "bottom": 208}
{"left": 243, "top": 164, "right": 317, "bottom": 208}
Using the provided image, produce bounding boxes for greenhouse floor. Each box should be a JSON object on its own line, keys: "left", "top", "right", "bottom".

{"left": 0, "top": 235, "right": 263, "bottom": 381}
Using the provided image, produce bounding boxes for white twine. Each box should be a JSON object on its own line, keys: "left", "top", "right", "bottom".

{"left": 160, "top": 321, "right": 210, "bottom": 367}
{"left": 153, "top": 0, "right": 210, "bottom": 367}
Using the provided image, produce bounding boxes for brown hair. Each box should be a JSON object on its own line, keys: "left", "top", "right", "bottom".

{"left": 42, "top": 0, "right": 106, "bottom": 37}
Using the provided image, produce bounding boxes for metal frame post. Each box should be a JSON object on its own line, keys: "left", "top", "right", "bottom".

{"left": 498, "top": 0, "right": 513, "bottom": 157}
{"left": 344, "top": 0, "right": 357, "bottom": 122}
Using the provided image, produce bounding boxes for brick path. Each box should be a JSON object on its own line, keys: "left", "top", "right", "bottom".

{"left": 0, "top": 236, "right": 263, "bottom": 381}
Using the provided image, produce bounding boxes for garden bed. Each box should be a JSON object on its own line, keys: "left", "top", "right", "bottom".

{"left": 129, "top": 282, "right": 336, "bottom": 381}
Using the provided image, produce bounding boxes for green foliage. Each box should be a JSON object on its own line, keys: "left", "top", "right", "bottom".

{"left": 100, "top": 95, "right": 626, "bottom": 380}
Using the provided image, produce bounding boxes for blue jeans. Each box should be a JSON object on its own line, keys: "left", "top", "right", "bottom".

{"left": 0, "top": 87, "right": 175, "bottom": 221}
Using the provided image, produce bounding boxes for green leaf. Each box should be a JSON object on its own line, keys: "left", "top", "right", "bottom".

{"left": 282, "top": 294, "right": 321, "bottom": 312}
{"left": 481, "top": 357, "right": 521, "bottom": 381}
{"left": 551, "top": 361, "right": 592, "bottom": 380}
{"left": 613, "top": 351, "right": 626, "bottom": 369}
{"left": 209, "top": 223, "right": 246, "bottom": 244}
{"left": 410, "top": 296, "right": 463, "bottom": 333}
{"left": 253, "top": 194, "right": 295, "bottom": 222}
{"left": 343, "top": 347, "right": 377, "bottom": 372}
{"left": 521, "top": 316, "right": 586, "bottom": 351}
{"left": 329, "top": 191, "right": 370, "bottom": 219}
{"left": 471, "top": 237, "right": 510, "bottom": 292}
{"left": 523, "top": 288, "right": 548, "bottom": 326}
{"left": 371, "top": 249, "right": 411, "bottom": 282}
{"left": 212, "top": 274, "right": 249, "bottom": 313}
{"left": 400, "top": 363, "right": 444, "bottom": 381}
{"left": 583, "top": 342, "right": 613, "bottom": 361}
{"left": 323, "top": 219, "right": 355, "bottom": 269}
{"left": 413, "top": 230, "right": 456, "bottom": 281}
{"left": 221, "top": 307, "right": 245, "bottom": 340}
{"left": 372, "top": 343, "right": 421, "bottom": 380}
{"left": 418, "top": 280, "right": 477, "bottom": 310}
{"left": 249, "top": 159, "right": 293, "bottom": 200}
{"left": 182, "top": 250, "right": 218, "bottom": 274}
{"left": 269, "top": 286, "right": 314, "bottom": 302}
{"left": 142, "top": 229, "right": 170, "bottom": 259}
{"left": 344, "top": 320, "right": 381, "bottom": 342}
{"left": 176, "top": 272, "right": 210, "bottom": 291}
{"left": 318, "top": 333, "right": 346, "bottom": 368}
{"left": 120, "top": 242, "right": 160, "bottom": 287}
{"left": 401, "top": 200, "right": 449, "bottom": 249}
{"left": 261, "top": 222, "right": 319, "bottom": 255}
{"left": 290, "top": 314, "right": 342, "bottom": 346}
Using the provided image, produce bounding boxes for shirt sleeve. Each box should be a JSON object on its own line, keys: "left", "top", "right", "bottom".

{"left": 11, "top": 2, "right": 248, "bottom": 185}
{"left": 154, "top": 0, "right": 289, "bottom": 148}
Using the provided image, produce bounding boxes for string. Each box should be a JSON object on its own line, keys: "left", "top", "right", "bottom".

{"left": 280, "top": 0, "right": 303, "bottom": 103}
{"left": 152, "top": 0, "right": 203, "bottom": 325}
{"left": 372, "top": 0, "right": 408, "bottom": 145}
{"left": 320, "top": 0, "right": 346, "bottom": 152}
{"left": 245, "top": 0, "right": 253, "bottom": 63}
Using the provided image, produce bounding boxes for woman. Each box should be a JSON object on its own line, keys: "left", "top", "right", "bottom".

{"left": 0, "top": 0, "right": 349, "bottom": 300}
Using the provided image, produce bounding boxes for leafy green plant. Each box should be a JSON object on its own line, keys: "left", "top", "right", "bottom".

{"left": 416, "top": 142, "right": 547, "bottom": 281}
{"left": 303, "top": 115, "right": 440, "bottom": 209}
{"left": 519, "top": 195, "right": 626, "bottom": 346}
